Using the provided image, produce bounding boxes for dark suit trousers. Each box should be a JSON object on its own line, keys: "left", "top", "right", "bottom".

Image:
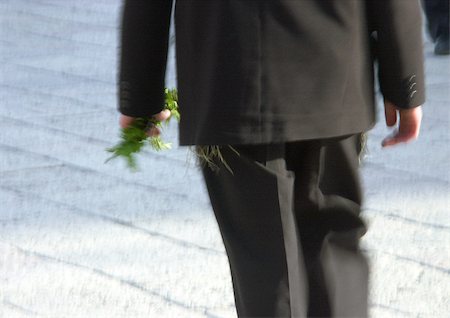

{"left": 200, "top": 134, "right": 369, "bottom": 318}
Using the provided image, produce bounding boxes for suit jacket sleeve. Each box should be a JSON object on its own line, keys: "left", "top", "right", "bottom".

{"left": 118, "top": 0, "right": 173, "bottom": 117}
{"left": 367, "top": 0, "right": 426, "bottom": 109}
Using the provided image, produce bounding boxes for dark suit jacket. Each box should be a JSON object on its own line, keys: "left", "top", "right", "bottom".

{"left": 118, "top": 0, "right": 425, "bottom": 146}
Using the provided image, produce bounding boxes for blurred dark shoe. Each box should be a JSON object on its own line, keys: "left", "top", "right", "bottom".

{"left": 434, "top": 34, "right": 450, "bottom": 55}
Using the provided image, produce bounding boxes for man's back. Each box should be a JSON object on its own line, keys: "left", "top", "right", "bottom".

{"left": 119, "top": 0, "right": 425, "bottom": 146}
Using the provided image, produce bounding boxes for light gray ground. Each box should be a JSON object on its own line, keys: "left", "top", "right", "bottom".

{"left": 0, "top": 1, "right": 449, "bottom": 317}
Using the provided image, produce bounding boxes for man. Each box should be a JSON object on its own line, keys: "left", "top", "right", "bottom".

{"left": 422, "top": 0, "right": 450, "bottom": 55}
{"left": 117, "top": 1, "right": 425, "bottom": 317}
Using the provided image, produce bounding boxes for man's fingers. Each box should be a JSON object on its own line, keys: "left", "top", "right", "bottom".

{"left": 153, "top": 109, "right": 171, "bottom": 122}
{"left": 146, "top": 126, "right": 161, "bottom": 137}
{"left": 146, "top": 109, "right": 171, "bottom": 137}
{"left": 384, "top": 100, "right": 397, "bottom": 127}
{"left": 398, "top": 106, "right": 422, "bottom": 139}
{"left": 382, "top": 105, "right": 422, "bottom": 147}
{"left": 119, "top": 115, "right": 136, "bottom": 129}
{"left": 382, "top": 130, "right": 418, "bottom": 147}
{"left": 119, "top": 109, "right": 171, "bottom": 136}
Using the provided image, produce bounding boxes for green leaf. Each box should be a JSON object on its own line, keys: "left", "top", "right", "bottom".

{"left": 105, "top": 88, "right": 181, "bottom": 170}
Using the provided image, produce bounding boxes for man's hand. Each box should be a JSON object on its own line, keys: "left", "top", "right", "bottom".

{"left": 382, "top": 100, "right": 423, "bottom": 147}
{"left": 119, "top": 109, "right": 171, "bottom": 137}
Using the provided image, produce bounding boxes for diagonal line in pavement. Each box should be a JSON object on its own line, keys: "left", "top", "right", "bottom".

{"left": 7, "top": 62, "right": 115, "bottom": 86}
{"left": 9, "top": 7, "right": 118, "bottom": 30}
{"left": 369, "top": 302, "right": 416, "bottom": 317}
{"left": 1, "top": 240, "right": 215, "bottom": 315}
{"left": 18, "top": 0, "right": 120, "bottom": 16}
{"left": 0, "top": 141, "right": 201, "bottom": 208}
{"left": 2, "top": 298, "right": 43, "bottom": 317}
{"left": 0, "top": 84, "right": 110, "bottom": 110}
{"left": 0, "top": 114, "right": 187, "bottom": 166}
{"left": 383, "top": 251, "right": 450, "bottom": 275}
{"left": 362, "top": 207, "right": 450, "bottom": 231}
{"left": 362, "top": 247, "right": 450, "bottom": 276}
{"left": 0, "top": 185, "right": 223, "bottom": 256}
{"left": 363, "top": 162, "right": 450, "bottom": 186}
{"left": 5, "top": 27, "right": 115, "bottom": 49}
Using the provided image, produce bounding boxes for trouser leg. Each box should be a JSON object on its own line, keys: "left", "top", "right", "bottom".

{"left": 285, "top": 135, "right": 369, "bottom": 317}
{"left": 200, "top": 143, "right": 305, "bottom": 317}
{"left": 199, "top": 134, "right": 369, "bottom": 317}
{"left": 316, "top": 135, "right": 370, "bottom": 317}
{"left": 284, "top": 140, "right": 334, "bottom": 317}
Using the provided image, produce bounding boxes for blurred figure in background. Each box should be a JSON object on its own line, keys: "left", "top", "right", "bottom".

{"left": 423, "top": 0, "right": 450, "bottom": 54}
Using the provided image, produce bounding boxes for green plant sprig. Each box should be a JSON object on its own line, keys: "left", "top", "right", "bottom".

{"left": 105, "top": 87, "right": 237, "bottom": 173}
{"left": 193, "top": 145, "right": 239, "bottom": 175}
{"left": 104, "top": 88, "right": 179, "bottom": 171}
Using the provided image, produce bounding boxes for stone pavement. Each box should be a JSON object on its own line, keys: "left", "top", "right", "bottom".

{"left": 0, "top": 1, "right": 448, "bottom": 317}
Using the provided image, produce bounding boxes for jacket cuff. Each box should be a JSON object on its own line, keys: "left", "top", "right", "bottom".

{"left": 118, "top": 80, "right": 165, "bottom": 118}
{"left": 380, "top": 73, "right": 425, "bottom": 109}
